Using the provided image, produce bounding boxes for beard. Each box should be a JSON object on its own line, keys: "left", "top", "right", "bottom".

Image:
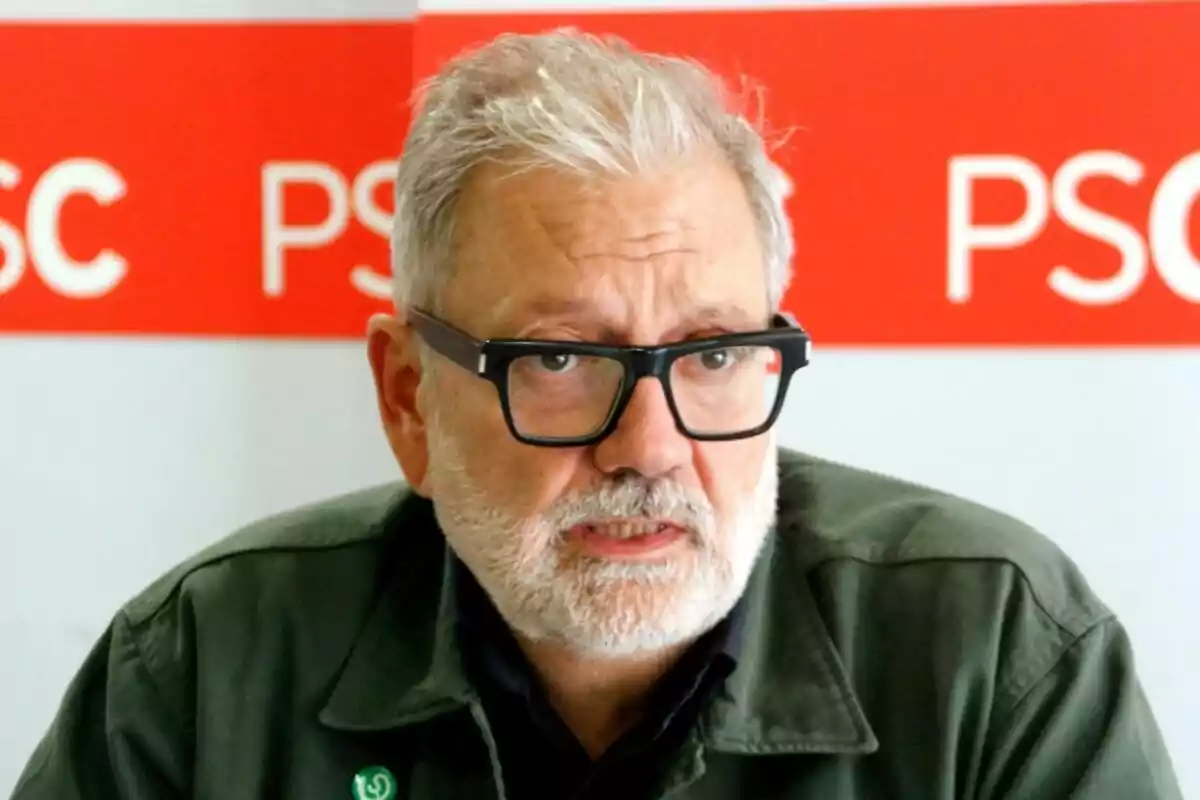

{"left": 424, "top": 421, "right": 779, "bottom": 657}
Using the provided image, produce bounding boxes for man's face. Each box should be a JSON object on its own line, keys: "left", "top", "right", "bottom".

{"left": 416, "top": 153, "right": 779, "bottom": 656}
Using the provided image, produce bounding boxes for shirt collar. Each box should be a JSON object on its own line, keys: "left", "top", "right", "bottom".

{"left": 318, "top": 473, "right": 878, "bottom": 756}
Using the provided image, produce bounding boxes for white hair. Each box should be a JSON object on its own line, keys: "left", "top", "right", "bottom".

{"left": 390, "top": 27, "right": 796, "bottom": 314}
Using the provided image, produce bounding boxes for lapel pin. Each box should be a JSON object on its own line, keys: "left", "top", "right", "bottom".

{"left": 351, "top": 766, "right": 397, "bottom": 800}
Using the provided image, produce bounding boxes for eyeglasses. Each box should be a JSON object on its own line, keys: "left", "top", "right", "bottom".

{"left": 408, "top": 307, "right": 812, "bottom": 447}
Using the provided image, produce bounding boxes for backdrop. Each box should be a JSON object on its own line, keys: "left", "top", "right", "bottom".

{"left": 1, "top": 0, "right": 1197, "bottom": 794}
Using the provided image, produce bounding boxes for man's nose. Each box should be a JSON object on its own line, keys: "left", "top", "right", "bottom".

{"left": 591, "top": 377, "right": 692, "bottom": 479}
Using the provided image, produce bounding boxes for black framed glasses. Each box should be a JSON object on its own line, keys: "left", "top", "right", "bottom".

{"left": 409, "top": 307, "right": 812, "bottom": 447}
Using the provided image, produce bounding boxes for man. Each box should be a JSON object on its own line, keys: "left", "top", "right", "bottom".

{"left": 12, "top": 28, "right": 1181, "bottom": 800}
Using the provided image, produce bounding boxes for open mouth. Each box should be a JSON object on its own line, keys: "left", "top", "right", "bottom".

{"left": 566, "top": 520, "right": 687, "bottom": 559}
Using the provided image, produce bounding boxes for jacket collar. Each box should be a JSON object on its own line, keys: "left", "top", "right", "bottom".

{"left": 700, "top": 526, "right": 878, "bottom": 755}
{"left": 319, "top": 467, "right": 878, "bottom": 756}
{"left": 318, "top": 494, "right": 475, "bottom": 731}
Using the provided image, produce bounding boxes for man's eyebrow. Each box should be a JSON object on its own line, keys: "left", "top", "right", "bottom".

{"left": 484, "top": 296, "right": 594, "bottom": 325}
{"left": 683, "top": 304, "right": 766, "bottom": 330}
{"left": 481, "top": 297, "right": 766, "bottom": 337}
{"left": 481, "top": 296, "right": 615, "bottom": 336}
{"left": 519, "top": 297, "right": 596, "bottom": 317}
{"left": 510, "top": 300, "right": 761, "bottom": 324}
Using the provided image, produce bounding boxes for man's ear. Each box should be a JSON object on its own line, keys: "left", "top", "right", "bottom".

{"left": 367, "top": 312, "right": 432, "bottom": 494}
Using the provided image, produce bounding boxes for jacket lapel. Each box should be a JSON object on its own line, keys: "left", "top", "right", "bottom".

{"left": 702, "top": 527, "right": 879, "bottom": 756}
{"left": 318, "top": 491, "right": 476, "bottom": 731}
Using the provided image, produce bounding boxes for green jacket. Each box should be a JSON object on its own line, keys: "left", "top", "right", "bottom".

{"left": 11, "top": 450, "right": 1182, "bottom": 799}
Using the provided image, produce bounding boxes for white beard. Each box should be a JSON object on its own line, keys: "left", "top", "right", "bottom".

{"left": 425, "top": 424, "right": 779, "bottom": 657}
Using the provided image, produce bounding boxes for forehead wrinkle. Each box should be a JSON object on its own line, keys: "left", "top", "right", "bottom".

{"left": 556, "top": 219, "right": 705, "bottom": 268}
{"left": 567, "top": 245, "right": 701, "bottom": 265}
{"left": 533, "top": 178, "right": 699, "bottom": 247}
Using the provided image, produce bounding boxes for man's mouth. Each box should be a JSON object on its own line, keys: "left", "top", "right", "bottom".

{"left": 582, "top": 520, "right": 672, "bottom": 538}
{"left": 565, "top": 519, "right": 687, "bottom": 559}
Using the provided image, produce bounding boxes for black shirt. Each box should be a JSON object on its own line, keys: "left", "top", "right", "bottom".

{"left": 454, "top": 559, "right": 743, "bottom": 800}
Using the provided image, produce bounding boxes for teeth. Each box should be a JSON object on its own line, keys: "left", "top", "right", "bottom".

{"left": 586, "top": 521, "right": 670, "bottom": 539}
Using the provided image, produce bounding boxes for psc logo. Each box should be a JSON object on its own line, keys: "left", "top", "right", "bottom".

{"left": 351, "top": 765, "right": 397, "bottom": 800}
{"left": 948, "top": 150, "right": 1200, "bottom": 305}
{"left": 0, "top": 158, "right": 127, "bottom": 299}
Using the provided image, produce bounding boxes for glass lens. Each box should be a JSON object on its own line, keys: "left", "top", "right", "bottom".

{"left": 670, "top": 345, "right": 781, "bottom": 435}
{"left": 507, "top": 352, "right": 625, "bottom": 440}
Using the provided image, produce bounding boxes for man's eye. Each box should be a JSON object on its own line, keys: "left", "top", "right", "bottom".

{"left": 699, "top": 349, "right": 732, "bottom": 370}
{"left": 538, "top": 353, "right": 579, "bottom": 372}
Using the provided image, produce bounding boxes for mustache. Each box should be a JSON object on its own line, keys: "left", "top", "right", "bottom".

{"left": 541, "top": 476, "right": 715, "bottom": 536}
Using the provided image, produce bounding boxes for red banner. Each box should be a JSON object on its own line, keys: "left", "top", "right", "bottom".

{"left": 0, "top": 23, "right": 412, "bottom": 337}
{"left": 1, "top": 5, "right": 1198, "bottom": 344}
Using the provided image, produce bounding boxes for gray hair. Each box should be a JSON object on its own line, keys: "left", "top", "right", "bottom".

{"left": 390, "top": 28, "right": 796, "bottom": 314}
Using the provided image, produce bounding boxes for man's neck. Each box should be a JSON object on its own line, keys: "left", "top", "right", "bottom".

{"left": 517, "top": 636, "right": 689, "bottom": 759}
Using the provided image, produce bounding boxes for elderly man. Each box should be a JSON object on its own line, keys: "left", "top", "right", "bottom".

{"left": 12, "top": 29, "right": 1180, "bottom": 800}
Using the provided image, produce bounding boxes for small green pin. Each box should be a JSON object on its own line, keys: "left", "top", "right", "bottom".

{"left": 351, "top": 766, "right": 397, "bottom": 800}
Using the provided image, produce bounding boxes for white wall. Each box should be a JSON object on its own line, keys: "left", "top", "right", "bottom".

{"left": 1, "top": 0, "right": 1196, "bottom": 796}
